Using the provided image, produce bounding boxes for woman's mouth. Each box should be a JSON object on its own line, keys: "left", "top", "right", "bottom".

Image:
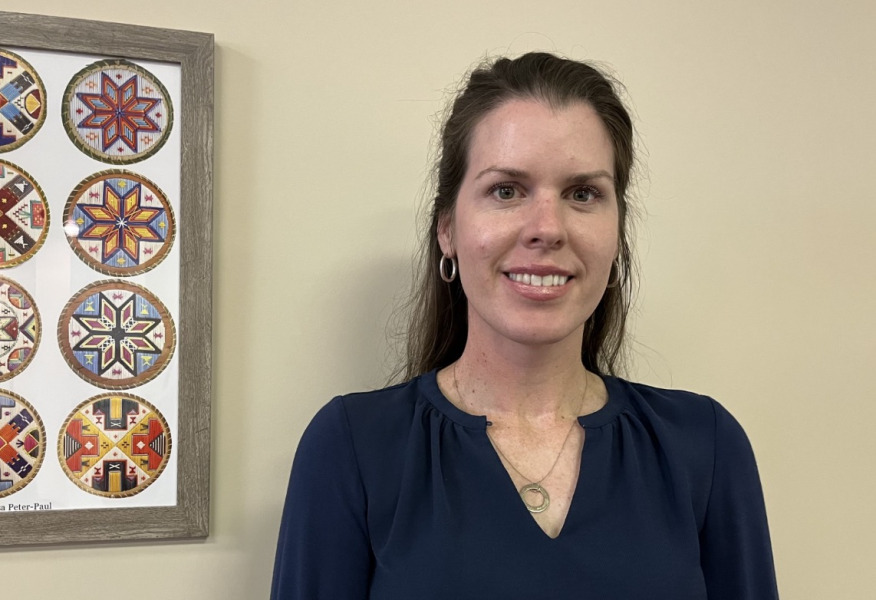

{"left": 506, "top": 273, "right": 570, "bottom": 287}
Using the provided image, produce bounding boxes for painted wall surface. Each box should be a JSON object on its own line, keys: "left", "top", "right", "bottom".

{"left": 4, "top": 1, "right": 875, "bottom": 598}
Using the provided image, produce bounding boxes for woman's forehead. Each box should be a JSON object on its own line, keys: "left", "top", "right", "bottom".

{"left": 466, "top": 99, "right": 615, "bottom": 178}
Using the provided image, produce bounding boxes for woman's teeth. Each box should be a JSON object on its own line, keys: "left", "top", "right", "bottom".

{"left": 507, "top": 273, "right": 568, "bottom": 287}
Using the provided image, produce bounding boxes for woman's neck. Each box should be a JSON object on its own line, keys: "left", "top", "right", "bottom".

{"left": 447, "top": 335, "right": 595, "bottom": 423}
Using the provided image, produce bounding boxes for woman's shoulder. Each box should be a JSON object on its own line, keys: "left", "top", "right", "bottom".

{"left": 295, "top": 374, "right": 443, "bottom": 494}
{"left": 609, "top": 377, "right": 742, "bottom": 432}
{"left": 606, "top": 378, "right": 762, "bottom": 520}
{"left": 605, "top": 377, "right": 754, "bottom": 463}
{"left": 331, "top": 373, "right": 429, "bottom": 425}
{"left": 302, "top": 373, "right": 435, "bottom": 451}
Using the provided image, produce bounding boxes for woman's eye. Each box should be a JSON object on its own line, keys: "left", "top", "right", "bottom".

{"left": 572, "top": 186, "right": 600, "bottom": 202}
{"left": 493, "top": 185, "right": 516, "bottom": 200}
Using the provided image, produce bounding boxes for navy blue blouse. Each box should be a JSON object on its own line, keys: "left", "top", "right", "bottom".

{"left": 271, "top": 371, "right": 778, "bottom": 599}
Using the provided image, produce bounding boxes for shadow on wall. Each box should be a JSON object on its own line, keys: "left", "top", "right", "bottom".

{"left": 331, "top": 232, "right": 417, "bottom": 391}
{"left": 210, "top": 43, "right": 258, "bottom": 542}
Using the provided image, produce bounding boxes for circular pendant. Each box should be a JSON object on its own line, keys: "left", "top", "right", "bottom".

{"left": 519, "top": 483, "right": 550, "bottom": 513}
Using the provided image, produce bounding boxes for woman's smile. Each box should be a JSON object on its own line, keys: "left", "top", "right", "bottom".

{"left": 505, "top": 272, "right": 571, "bottom": 287}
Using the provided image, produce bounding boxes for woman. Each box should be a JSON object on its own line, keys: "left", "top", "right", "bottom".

{"left": 271, "top": 52, "right": 778, "bottom": 599}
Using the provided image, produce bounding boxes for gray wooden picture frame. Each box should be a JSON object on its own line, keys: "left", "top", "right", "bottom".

{"left": 0, "top": 11, "right": 213, "bottom": 545}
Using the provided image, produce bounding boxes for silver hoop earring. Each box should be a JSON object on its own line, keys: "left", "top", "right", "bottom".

{"left": 439, "top": 255, "right": 457, "bottom": 283}
{"left": 606, "top": 260, "right": 621, "bottom": 288}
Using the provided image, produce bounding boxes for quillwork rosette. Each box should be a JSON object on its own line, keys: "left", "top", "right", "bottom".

{"left": 63, "top": 170, "right": 175, "bottom": 276}
{"left": 62, "top": 59, "right": 173, "bottom": 164}
{"left": 57, "top": 280, "right": 175, "bottom": 389}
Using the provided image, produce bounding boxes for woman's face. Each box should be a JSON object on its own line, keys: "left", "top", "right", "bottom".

{"left": 439, "top": 99, "right": 619, "bottom": 352}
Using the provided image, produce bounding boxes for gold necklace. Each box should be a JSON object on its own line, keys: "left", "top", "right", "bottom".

{"left": 452, "top": 365, "right": 588, "bottom": 514}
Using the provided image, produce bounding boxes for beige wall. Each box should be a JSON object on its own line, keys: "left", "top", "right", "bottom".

{"left": 5, "top": 1, "right": 875, "bottom": 598}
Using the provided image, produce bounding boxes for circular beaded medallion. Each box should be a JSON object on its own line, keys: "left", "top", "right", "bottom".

{"left": 0, "top": 276, "right": 40, "bottom": 381}
{"left": 63, "top": 170, "right": 175, "bottom": 276}
{"left": 0, "top": 49, "right": 47, "bottom": 152}
{"left": 0, "top": 389, "right": 45, "bottom": 498}
{"left": 57, "top": 280, "right": 175, "bottom": 389}
{"left": 0, "top": 160, "right": 49, "bottom": 267}
{"left": 62, "top": 59, "right": 173, "bottom": 164}
{"left": 58, "top": 393, "right": 171, "bottom": 497}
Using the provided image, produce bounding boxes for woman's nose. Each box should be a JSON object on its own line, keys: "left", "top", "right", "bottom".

{"left": 521, "top": 193, "right": 566, "bottom": 249}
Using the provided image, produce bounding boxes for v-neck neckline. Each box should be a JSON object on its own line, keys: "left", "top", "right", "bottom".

{"left": 421, "top": 370, "right": 626, "bottom": 540}
{"left": 488, "top": 423, "right": 587, "bottom": 540}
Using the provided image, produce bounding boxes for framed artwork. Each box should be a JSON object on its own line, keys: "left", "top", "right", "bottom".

{"left": 0, "top": 11, "right": 213, "bottom": 545}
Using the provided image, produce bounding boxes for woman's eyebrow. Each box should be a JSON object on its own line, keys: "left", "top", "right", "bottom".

{"left": 473, "top": 166, "right": 528, "bottom": 181}
{"left": 567, "top": 170, "right": 615, "bottom": 184}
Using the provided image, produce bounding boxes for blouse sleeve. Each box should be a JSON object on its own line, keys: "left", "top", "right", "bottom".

{"left": 271, "top": 397, "right": 372, "bottom": 599}
{"left": 699, "top": 400, "right": 779, "bottom": 599}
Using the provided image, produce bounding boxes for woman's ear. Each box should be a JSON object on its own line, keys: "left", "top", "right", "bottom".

{"left": 437, "top": 213, "right": 454, "bottom": 257}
